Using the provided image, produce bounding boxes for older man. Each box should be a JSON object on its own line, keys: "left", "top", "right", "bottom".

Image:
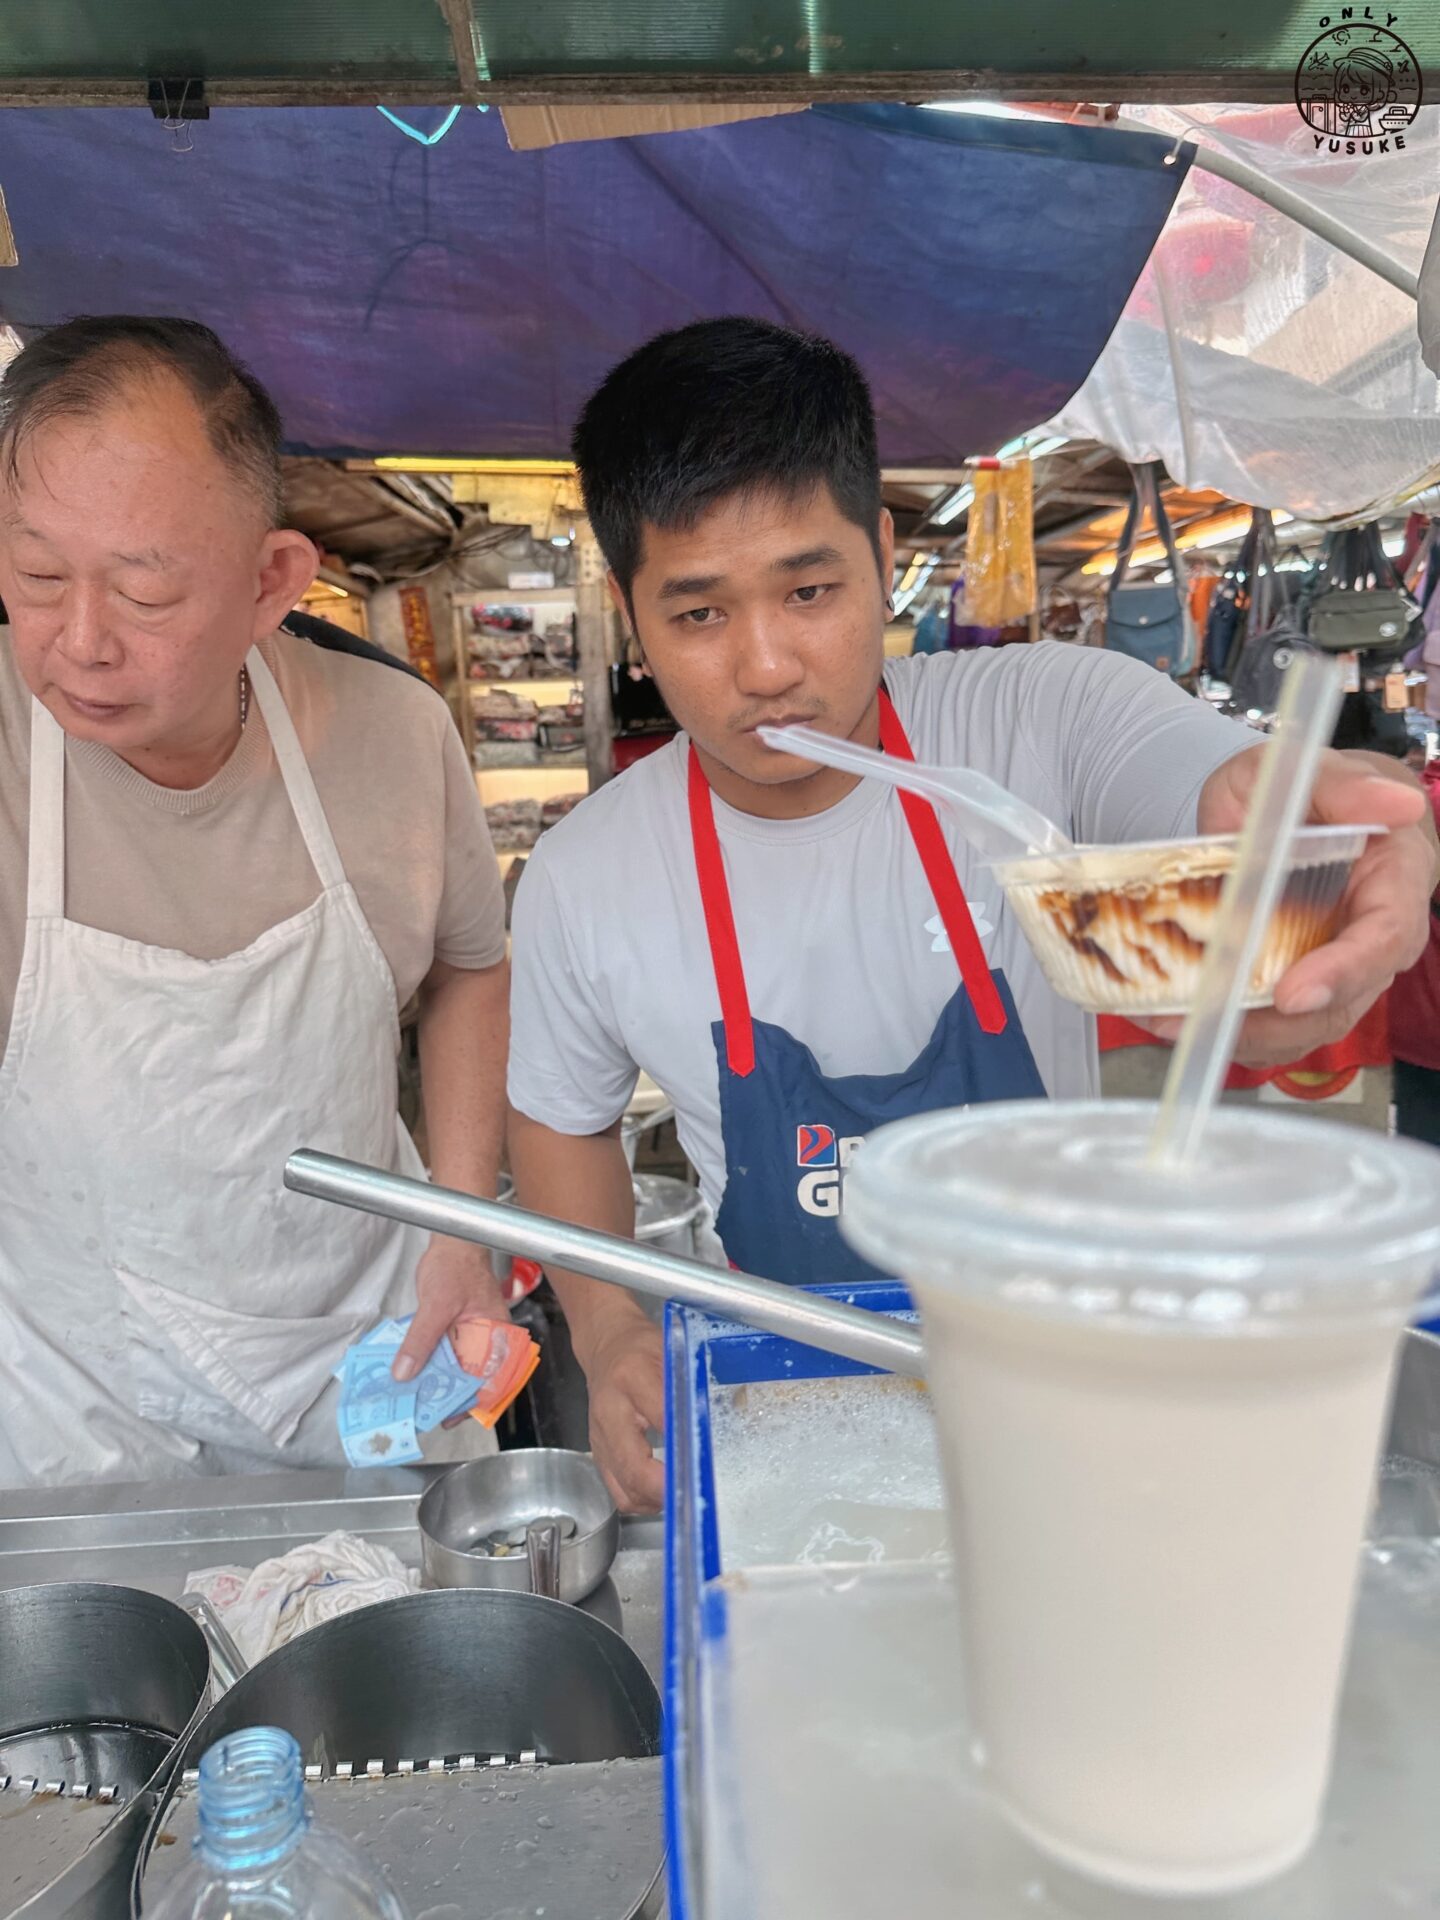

{"left": 0, "top": 315, "right": 509, "bottom": 1486}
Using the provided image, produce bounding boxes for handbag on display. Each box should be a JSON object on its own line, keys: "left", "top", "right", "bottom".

{"left": 1224, "top": 518, "right": 1311, "bottom": 718}
{"left": 1302, "top": 525, "right": 1420, "bottom": 665}
{"left": 1203, "top": 508, "right": 1271, "bottom": 682}
{"left": 1227, "top": 614, "right": 1312, "bottom": 719}
{"left": 1104, "top": 464, "right": 1197, "bottom": 678}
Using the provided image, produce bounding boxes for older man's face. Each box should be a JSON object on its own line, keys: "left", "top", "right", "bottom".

{"left": 0, "top": 371, "right": 309, "bottom": 760}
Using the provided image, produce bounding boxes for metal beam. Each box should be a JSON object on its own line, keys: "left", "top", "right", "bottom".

{"left": 285, "top": 1149, "right": 927, "bottom": 1378}
{"left": 882, "top": 468, "right": 975, "bottom": 486}
{"left": 432, "top": 0, "right": 485, "bottom": 96}
{"left": 0, "top": 69, "right": 1336, "bottom": 111}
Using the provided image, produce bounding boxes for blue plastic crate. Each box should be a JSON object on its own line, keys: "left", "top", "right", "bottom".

{"left": 662, "top": 1282, "right": 916, "bottom": 1920}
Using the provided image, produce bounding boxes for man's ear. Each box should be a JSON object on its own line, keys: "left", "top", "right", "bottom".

{"left": 876, "top": 507, "right": 896, "bottom": 599}
{"left": 254, "top": 530, "right": 320, "bottom": 639}
{"left": 605, "top": 567, "right": 632, "bottom": 629}
{"left": 607, "top": 566, "right": 652, "bottom": 671}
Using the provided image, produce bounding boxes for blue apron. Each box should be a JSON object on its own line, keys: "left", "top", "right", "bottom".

{"left": 689, "top": 689, "right": 1046, "bottom": 1286}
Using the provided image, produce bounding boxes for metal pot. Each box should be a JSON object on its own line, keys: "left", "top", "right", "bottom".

{"left": 1, "top": 1583, "right": 215, "bottom": 1920}
{"left": 418, "top": 1448, "right": 619, "bottom": 1602}
{"left": 134, "top": 1588, "right": 663, "bottom": 1919}
{"left": 633, "top": 1172, "right": 707, "bottom": 1259}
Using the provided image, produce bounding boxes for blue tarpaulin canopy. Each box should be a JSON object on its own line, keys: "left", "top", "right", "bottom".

{"left": 0, "top": 104, "right": 1188, "bottom": 462}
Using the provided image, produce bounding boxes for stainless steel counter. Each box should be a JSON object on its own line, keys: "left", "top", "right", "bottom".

{"left": 0, "top": 1466, "right": 668, "bottom": 1920}
{"left": 0, "top": 1465, "right": 665, "bottom": 1685}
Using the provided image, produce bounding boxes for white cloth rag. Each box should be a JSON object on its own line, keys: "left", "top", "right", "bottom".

{"left": 185, "top": 1529, "right": 420, "bottom": 1666}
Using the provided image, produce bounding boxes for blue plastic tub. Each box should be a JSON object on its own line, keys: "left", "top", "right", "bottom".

{"left": 662, "top": 1281, "right": 916, "bottom": 1920}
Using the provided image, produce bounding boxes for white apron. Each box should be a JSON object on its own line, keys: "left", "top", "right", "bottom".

{"left": 0, "top": 649, "right": 432, "bottom": 1487}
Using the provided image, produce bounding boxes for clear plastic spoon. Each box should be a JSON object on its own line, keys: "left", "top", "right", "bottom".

{"left": 1147, "top": 650, "right": 1345, "bottom": 1172}
{"left": 757, "top": 722, "right": 1075, "bottom": 860}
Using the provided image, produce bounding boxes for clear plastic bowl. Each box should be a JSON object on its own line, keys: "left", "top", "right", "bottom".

{"left": 992, "top": 824, "right": 1371, "bottom": 1017}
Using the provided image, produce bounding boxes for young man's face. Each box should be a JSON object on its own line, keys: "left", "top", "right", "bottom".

{"left": 619, "top": 483, "right": 894, "bottom": 793}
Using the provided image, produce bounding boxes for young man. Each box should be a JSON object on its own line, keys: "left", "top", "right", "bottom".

{"left": 508, "top": 318, "right": 1437, "bottom": 1512}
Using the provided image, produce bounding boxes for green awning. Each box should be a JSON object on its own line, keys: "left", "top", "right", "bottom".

{"left": 0, "top": 2, "right": 1428, "bottom": 106}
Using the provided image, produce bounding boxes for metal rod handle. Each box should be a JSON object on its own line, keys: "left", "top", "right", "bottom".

{"left": 284, "top": 1151, "right": 925, "bottom": 1380}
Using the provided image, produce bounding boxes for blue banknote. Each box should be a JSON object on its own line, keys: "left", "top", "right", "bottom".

{"left": 335, "top": 1317, "right": 477, "bottom": 1462}
{"left": 337, "top": 1339, "right": 423, "bottom": 1467}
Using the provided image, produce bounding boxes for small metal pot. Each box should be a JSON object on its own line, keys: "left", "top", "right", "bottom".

{"left": 1, "top": 1582, "right": 216, "bottom": 1920}
{"left": 418, "top": 1448, "right": 619, "bottom": 1603}
{"left": 633, "top": 1172, "right": 706, "bottom": 1258}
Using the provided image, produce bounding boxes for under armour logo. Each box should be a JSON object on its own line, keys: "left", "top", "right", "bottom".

{"left": 926, "top": 907, "right": 994, "bottom": 956}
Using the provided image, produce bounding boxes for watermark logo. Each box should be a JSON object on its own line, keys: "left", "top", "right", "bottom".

{"left": 1295, "top": 14, "right": 1422, "bottom": 152}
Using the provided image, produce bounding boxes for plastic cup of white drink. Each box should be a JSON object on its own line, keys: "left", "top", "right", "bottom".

{"left": 841, "top": 1099, "right": 1440, "bottom": 1898}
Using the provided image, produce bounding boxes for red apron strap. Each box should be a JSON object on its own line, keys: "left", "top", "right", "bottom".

{"left": 877, "top": 690, "right": 1008, "bottom": 1036}
{"left": 687, "top": 746, "right": 756, "bottom": 1076}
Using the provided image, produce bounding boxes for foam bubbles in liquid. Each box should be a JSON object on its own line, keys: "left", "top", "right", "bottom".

{"left": 708, "top": 1372, "right": 947, "bottom": 1569}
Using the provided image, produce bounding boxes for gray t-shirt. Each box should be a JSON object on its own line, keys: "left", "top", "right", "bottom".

{"left": 508, "top": 644, "right": 1252, "bottom": 1212}
{"left": 0, "top": 628, "right": 506, "bottom": 1056}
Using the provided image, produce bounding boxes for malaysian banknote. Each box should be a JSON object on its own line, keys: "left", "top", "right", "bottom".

{"left": 336, "top": 1318, "right": 478, "bottom": 1432}
{"left": 337, "top": 1339, "right": 423, "bottom": 1467}
{"left": 414, "top": 1336, "right": 481, "bottom": 1433}
{"left": 452, "top": 1318, "right": 542, "bottom": 1428}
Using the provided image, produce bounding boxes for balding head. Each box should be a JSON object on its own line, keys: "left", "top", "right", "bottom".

{"left": 0, "top": 316, "right": 284, "bottom": 526}
{"left": 0, "top": 318, "right": 318, "bottom": 779}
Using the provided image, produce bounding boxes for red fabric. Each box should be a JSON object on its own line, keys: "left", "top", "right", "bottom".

{"left": 612, "top": 730, "right": 676, "bottom": 773}
{"left": 687, "top": 745, "right": 756, "bottom": 1077}
{"left": 1099, "top": 998, "right": 1392, "bottom": 1091}
{"left": 875, "top": 694, "right": 1007, "bottom": 1035}
{"left": 686, "top": 692, "right": 1009, "bottom": 1075}
{"left": 1389, "top": 770, "right": 1440, "bottom": 1073}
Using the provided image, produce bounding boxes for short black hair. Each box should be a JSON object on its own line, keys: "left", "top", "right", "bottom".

{"left": 0, "top": 315, "right": 285, "bottom": 524}
{"left": 572, "top": 317, "right": 883, "bottom": 598}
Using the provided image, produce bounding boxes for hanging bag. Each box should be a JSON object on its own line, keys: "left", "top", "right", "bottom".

{"left": 1226, "top": 516, "right": 1312, "bottom": 718}
{"left": 1303, "top": 524, "right": 1420, "bottom": 665}
{"left": 1104, "top": 464, "right": 1196, "bottom": 678}
{"left": 1203, "top": 508, "right": 1269, "bottom": 682}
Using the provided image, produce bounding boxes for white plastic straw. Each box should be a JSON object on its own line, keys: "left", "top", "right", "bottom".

{"left": 758, "top": 721, "right": 1073, "bottom": 859}
{"left": 1147, "top": 653, "right": 1345, "bottom": 1172}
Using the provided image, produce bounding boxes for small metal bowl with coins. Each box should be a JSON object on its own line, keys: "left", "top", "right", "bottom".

{"left": 418, "top": 1447, "right": 619, "bottom": 1603}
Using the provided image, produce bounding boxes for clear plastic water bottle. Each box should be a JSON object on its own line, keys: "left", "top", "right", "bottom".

{"left": 145, "top": 1726, "right": 406, "bottom": 1920}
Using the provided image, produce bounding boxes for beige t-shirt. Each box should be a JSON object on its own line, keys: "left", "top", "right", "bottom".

{"left": 0, "top": 627, "right": 505, "bottom": 1053}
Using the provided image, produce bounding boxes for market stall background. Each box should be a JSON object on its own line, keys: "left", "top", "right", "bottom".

{"left": 0, "top": 89, "right": 1427, "bottom": 1116}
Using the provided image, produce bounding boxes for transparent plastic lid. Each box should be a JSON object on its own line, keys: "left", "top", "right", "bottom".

{"left": 990, "top": 822, "right": 1374, "bottom": 888}
{"left": 842, "top": 1101, "right": 1440, "bottom": 1332}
